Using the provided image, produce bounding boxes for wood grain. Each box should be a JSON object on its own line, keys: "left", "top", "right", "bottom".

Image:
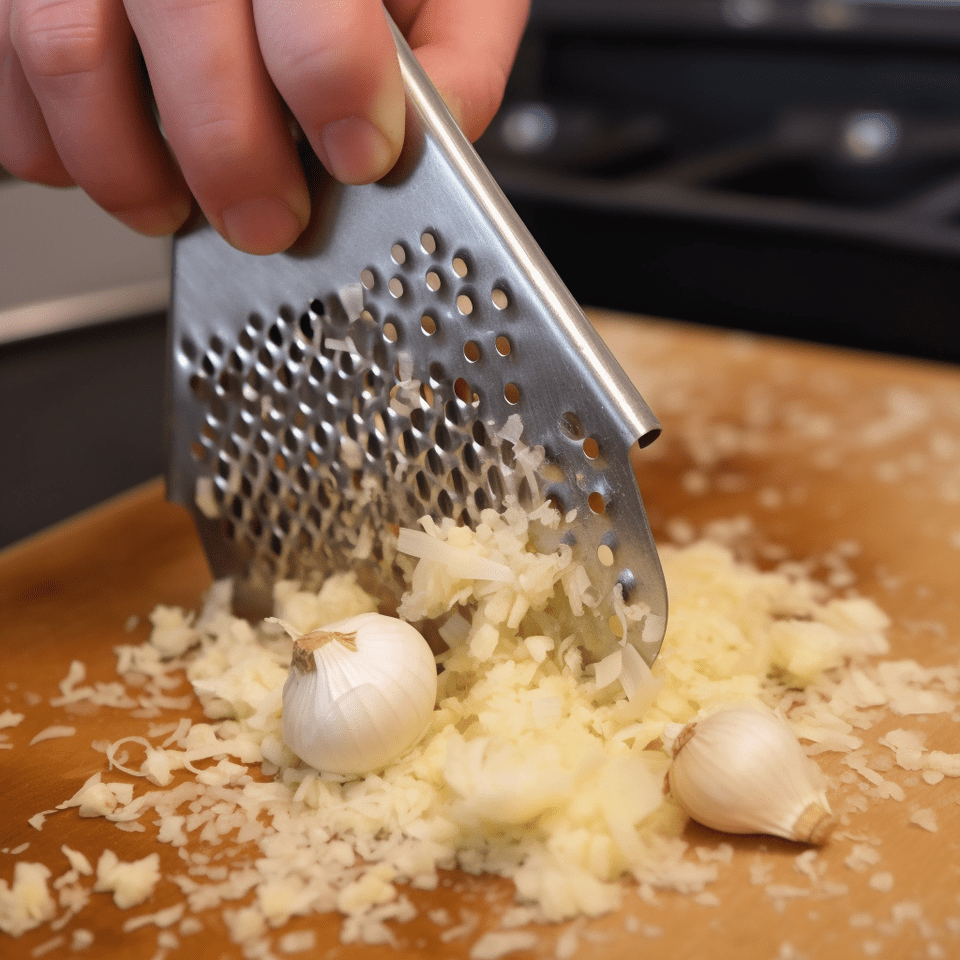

{"left": 2, "top": 312, "right": 959, "bottom": 960}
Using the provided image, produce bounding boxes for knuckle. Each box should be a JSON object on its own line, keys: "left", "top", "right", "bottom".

{"left": 177, "top": 102, "right": 256, "bottom": 172}
{"left": 271, "top": 41, "right": 374, "bottom": 110}
{"left": 11, "top": 0, "right": 109, "bottom": 81}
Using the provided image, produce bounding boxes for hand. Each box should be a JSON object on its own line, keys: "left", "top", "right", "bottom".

{"left": 0, "top": 0, "right": 530, "bottom": 254}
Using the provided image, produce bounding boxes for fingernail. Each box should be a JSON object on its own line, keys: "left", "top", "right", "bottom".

{"left": 319, "top": 116, "right": 395, "bottom": 184}
{"left": 117, "top": 199, "right": 192, "bottom": 237}
{"left": 221, "top": 196, "right": 307, "bottom": 254}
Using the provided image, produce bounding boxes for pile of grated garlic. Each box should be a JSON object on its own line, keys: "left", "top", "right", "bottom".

{"left": 3, "top": 502, "right": 960, "bottom": 959}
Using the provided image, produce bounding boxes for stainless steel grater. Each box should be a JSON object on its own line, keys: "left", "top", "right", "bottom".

{"left": 166, "top": 15, "right": 668, "bottom": 665}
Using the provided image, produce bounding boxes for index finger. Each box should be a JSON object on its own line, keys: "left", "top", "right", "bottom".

{"left": 388, "top": 0, "right": 530, "bottom": 142}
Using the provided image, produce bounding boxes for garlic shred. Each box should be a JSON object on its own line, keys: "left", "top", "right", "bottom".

{"left": 280, "top": 612, "right": 438, "bottom": 776}
{"left": 666, "top": 704, "right": 836, "bottom": 844}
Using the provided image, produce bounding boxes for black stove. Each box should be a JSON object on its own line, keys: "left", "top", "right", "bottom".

{"left": 476, "top": 0, "right": 960, "bottom": 364}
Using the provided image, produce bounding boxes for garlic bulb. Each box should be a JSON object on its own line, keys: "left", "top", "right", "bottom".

{"left": 281, "top": 612, "right": 438, "bottom": 776}
{"left": 666, "top": 704, "right": 836, "bottom": 844}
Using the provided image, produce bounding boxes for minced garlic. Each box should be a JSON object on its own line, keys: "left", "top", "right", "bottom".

{"left": 3, "top": 503, "right": 959, "bottom": 955}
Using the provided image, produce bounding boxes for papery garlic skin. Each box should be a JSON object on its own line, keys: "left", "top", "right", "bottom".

{"left": 667, "top": 704, "right": 835, "bottom": 844}
{"left": 281, "top": 612, "right": 438, "bottom": 776}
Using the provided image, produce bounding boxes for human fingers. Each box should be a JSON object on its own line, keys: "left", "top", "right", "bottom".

{"left": 124, "top": 0, "right": 310, "bottom": 255}
{"left": 389, "top": 0, "right": 529, "bottom": 142}
{"left": 253, "top": 0, "right": 405, "bottom": 186}
{"left": 8, "top": 0, "right": 192, "bottom": 235}
{"left": 0, "top": 0, "right": 73, "bottom": 185}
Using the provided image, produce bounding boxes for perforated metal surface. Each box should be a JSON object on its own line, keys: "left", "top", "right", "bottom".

{"left": 168, "top": 16, "right": 667, "bottom": 664}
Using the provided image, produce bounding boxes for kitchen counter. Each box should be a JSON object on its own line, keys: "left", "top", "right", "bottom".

{"left": 1, "top": 310, "right": 959, "bottom": 959}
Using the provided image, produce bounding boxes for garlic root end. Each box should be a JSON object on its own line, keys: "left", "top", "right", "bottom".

{"left": 792, "top": 801, "right": 836, "bottom": 845}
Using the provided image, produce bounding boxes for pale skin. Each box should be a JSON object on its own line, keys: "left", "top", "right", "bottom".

{"left": 0, "top": 0, "right": 530, "bottom": 254}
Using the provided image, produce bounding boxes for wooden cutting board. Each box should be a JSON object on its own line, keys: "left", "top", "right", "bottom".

{"left": 2, "top": 311, "right": 959, "bottom": 960}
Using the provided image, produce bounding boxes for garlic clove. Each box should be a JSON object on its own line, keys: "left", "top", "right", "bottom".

{"left": 281, "top": 613, "right": 438, "bottom": 776}
{"left": 666, "top": 704, "right": 836, "bottom": 845}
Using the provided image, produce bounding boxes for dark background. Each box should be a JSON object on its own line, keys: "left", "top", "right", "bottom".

{"left": 4, "top": 0, "right": 960, "bottom": 547}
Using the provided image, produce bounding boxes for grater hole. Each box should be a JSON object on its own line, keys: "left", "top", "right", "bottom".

{"left": 450, "top": 466, "right": 468, "bottom": 497}
{"left": 491, "top": 287, "right": 509, "bottom": 310}
{"left": 518, "top": 475, "right": 535, "bottom": 509}
{"left": 298, "top": 313, "right": 316, "bottom": 342}
{"left": 190, "top": 441, "right": 206, "bottom": 462}
{"left": 311, "top": 423, "right": 329, "bottom": 449}
{"left": 420, "top": 382, "right": 435, "bottom": 407}
{"left": 391, "top": 243, "right": 407, "bottom": 265}
{"left": 415, "top": 471, "right": 430, "bottom": 501}
{"left": 463, "top": 340, "right": 480, "bottom": 363}
{"left": 474, "top": 486, "right": 489, "bottom": 511}
{"left": 249, "top": 313, "right": 265, "bottom": 332}
{"left": 399, "top": 430, "right": 418, "bottom": 457}
{"left": 208, "top": 394, "right": 228, "bottom": 424}
{"left": 588, "top": 491, "right": 606, "bottom": 515}
{"left": 189, "top": 373, "right": 208, "bottom": 401}
{"left": 383, "top": 321, "right": 399, "bottom": 343}
{"left": 472, "top": 420, "right": 487, "bottom": 445}
{"left": 268, "top": 322, "right": 284, "bottom": 347}
{"left": 434, "top": 421, "right": 453, "bottom": 450}
{"left": 202, "top": 354, "right": 216, "bottom": 377}
{"left": 239, "top": 329, "right": 255, "bottom": 351}
{"left": 426, "top": 447, "right": 442, "bottom": 476}
{"left": 456, "top": 294, "right": 473, "bottom": 316}
{"left": 560, "top": 411, "right": 583, "bottom": 440}
{"left": 608, "top": 616, "right": 625, "bottom": 640}
{"left": 462, "top": 443, "right": 480, "bottom": 474}
{"left": 504, "top": 382, "right": 520, "bottom": 405}
{"left": 421, "top": 314, "right": 437, "bottom": 336}
{"left": 426, "top": 271, "right": 442, "bottom": 293}
{"left": 454, "top": 377, "right": 474, "bottom": 404}
{"left": 487, "top": 465, "right": 506, "bottom": 501}
{"left": 452, "top": 256, "right": 469, "bottom": 278}
{"left": 309, "top": 298, "right": 325, "bottom": 316}
{"left": 597, "top": 544, "right": 615, "bottom": 567}
{"left": 360, "top": 269, "right": 376, "bottom": 290}
{"left": 495, "top": 335, "right": 512, "bottom": 357}
{"left": 420, "top": 231, "right": 437, "bottom": 254}
{"left": 180, "top": 337, "right": 198, "bottom": 362}
{"left": 389, "top": 277, "right": 404, "bottom": 298}
{"left": 444, "top": 398, "right": 461, "bottom": 426}
{"left": 583, "top": 437, "right": 600, "bottom": 460}
{"left": 410, "top": 407, "right": 426, "bottom": 433}
{"left": 307, "top": 358, "right": 324, "bottom": 384}
{"left": 438, "top": 488, "right": 454, "bottom": 517}
{"left": 209, "top": 335, "right": 225, "bottom": 356}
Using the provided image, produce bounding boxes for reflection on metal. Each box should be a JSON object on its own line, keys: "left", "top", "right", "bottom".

{"left": 843, "top": 112, "right": 899, "bottom": 163}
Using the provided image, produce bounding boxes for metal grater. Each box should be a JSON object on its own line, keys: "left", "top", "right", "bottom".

{"left": 166, "top": 15, "right": 667, "bottom": 665}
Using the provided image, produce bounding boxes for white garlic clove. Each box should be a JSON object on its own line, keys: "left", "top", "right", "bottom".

{"left": 281, "top": 612, "right": 438, "bottom": 776}
{"left": 666, "top": 704, "right": 836, "bottom": 845}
